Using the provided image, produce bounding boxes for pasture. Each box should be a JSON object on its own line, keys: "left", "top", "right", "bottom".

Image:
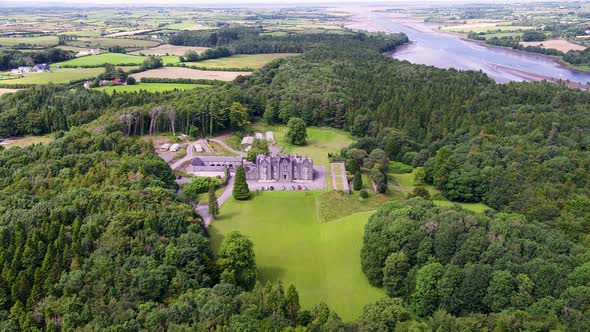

{"left": 131, "top": 44, "right": 209, "bottom": 56}
{"left": 209, "top": 191, "right": 384, "bottom": 321}
{"left": 184, "top": 53, "right": 299, "bottom": 69}
{"left": 54, "top": 53, "right": 146, "bottom": 67}
{"left": 0, "top": 68, "right": 103, "bottom": 85}
{"left": 520, "top": 39, "right": 586, "bottom": 52}
{"left": 67, "top": 37, "right": 160, "bottom": 49}
{"left": 0, "top": 36, "right": 59, "bottom": 48}
{"left": 130, "top": 67, "right": 249, "bottom": 81}
{"left": 96, "top": 83, "right": 210, "bottom": 94}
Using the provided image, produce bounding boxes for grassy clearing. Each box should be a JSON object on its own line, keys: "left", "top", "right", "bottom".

{"left": 96, "top": 83, "right": 209, "bottom": 94}
{"left": 0, "top": 68, "right": 103, "bottom": 84}
{"left": 184, "top": 53, "right": 298, "bottom": 69}
{"left": 389, "top": 171, "right": 491, "bottom": 213}
{"left": 316, "top": 190, "right": 392, "bottom": 222}
{"left": 67, "top": 37, "right": 160, "bottom": 49}
{"left": 0, "top": 88, "right": 20, "bottom": 96}
{"left": 131, "top": 44, "right": 209, "bottom": 56}
{"left": 252, "top": 124, "right": 353, "bottom": 166}
{"left": 55, "top": 53, "right": 147, "bottom": 67}
{"left": 1, "top": 135, "right": 53, "bottom": 148}
{"left": 209, "top": 191, "right": 384, "bottom": 321}
{"left": 195, "top": 186, "right": 225, "bottom": 204}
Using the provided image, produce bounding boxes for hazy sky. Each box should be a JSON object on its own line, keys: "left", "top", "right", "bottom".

{"left": 4, "top": 0, "right": 523, "bottom": 5}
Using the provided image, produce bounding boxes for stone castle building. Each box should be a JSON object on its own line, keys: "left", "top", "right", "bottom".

{"left": 245, "top": 154, "right": 313, "bottom": 182}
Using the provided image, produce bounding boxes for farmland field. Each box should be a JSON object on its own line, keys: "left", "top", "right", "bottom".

{"left": 184, "top": 53, "right": 299, "bottom": 69}
{"left": 96, "top": 83, "right": 210, "bottom": 94}
{"left": 0, "top": 68, "right": 104, "bottom": 85}
{"left": 520, "top": 39, "right": 586, "bottom": 52}
{"left": 130, "top": 67, "right": 250, "bottom": 81}
{"left": 54, "top": 53, "right": 146, "bottom": 67}
{"left": 67, "top": 37, "right": 160, "bottom": 49}
{"left": 0, "top": 36, "right": 59, "bottom": 48}
{"left": 209, "top": 191, "right": 384, "bottom": 321}
{"left": 131, "top": 44, "right": 209, "bottom": 56}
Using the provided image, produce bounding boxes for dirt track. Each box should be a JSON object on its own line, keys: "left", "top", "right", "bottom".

{"left": 131, "top": 67, "right": 251, "bottom": 81}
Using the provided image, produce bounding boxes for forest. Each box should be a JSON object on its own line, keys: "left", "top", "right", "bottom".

{"left": 0, "top": 48, "right": 72, "bottom": 71}
{"left": 1, "top": 26, "right": 590, "bottom": 330}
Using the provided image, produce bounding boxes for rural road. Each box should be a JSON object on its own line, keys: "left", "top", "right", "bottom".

{"left": 209, "top": 138, "right": 246, "bottom": 157}
{"left": 195, "top": 175, "right": 235, "bottom": 227}
{"left": 169, "top": 139, "right": 211, "bottom": 171}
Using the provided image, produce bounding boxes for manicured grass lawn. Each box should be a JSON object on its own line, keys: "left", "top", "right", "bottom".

{"left": 317, "top": 190, "right": 394, "bottom": 222}
{"left": 252, "top": 123, "right": 354, "bottom": 166}
{"left": 161, "top": 55, "right": 182, "bottom": 65}
{"left": 209, "top": 191, "right": 384, "bottom": 321}
{"left": 0, "top": 68, "right": 103, "bottom": 84}
{"left": 55, "top": 53, "right": 146, "bottom": 67}
{"left": 96, "top": 83, "right": 209, "bottom": 94}
{"left": 184, "top": 53, "right": 299, "bottom": 69}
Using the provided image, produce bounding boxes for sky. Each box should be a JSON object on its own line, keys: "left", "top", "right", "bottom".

{"left": 3, "top": 0, "right": 529, "bottom": 5}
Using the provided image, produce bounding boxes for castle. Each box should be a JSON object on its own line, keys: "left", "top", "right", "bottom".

{"left": 245, "top": 154, "right": 313, "bottom": 182}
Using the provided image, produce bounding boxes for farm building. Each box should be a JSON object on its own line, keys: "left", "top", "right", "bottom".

{"left": 191, "top": 156, "right": 243, "bottom": 177}
{"left": 241, "top": 136, "right": 254, "bottom": 145}
{"left": 265, "top": 131, "right": 275, "bottom": 142}
{"left": 33, "top": 64, "right": 50, "bottom": 72}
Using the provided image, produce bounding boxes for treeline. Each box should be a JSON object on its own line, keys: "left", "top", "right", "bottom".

{"left": 0, "top": 48, "right": 72, "bottom": 71}
{"left": 468, "top": 34, "right": 564, "bottom": 56}
{"left": 361, "top": 199, "right": 590, "bottom": 330}
{"left": 179, "top": 46, "right": 232, "bottom": 62}
{"left": 169, "top": 26, "right": 408, "bottom": 54}
{"left": 0, "top": 86, "right": 174, "bottom": 136}
{"left": 563, "top": 47, "right": 590, "bottom": 67}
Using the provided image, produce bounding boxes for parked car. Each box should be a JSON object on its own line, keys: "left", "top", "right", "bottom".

{"left": 297, "top": 185, "right": 302, "bottom": 190}
{"left": 269, "top": 186, "right": 275, "bottom": 191}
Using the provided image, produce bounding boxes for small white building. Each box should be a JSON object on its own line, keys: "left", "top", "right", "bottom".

{"left": 241, "top": 136, "right": 254, "bottom": 146}
{"left": 265, "top": 131, "right": 275, "bottom": 143}
{"left": 170, "top": 143, "right": 180, "bottom": 152}
{"left": 255, "top": 132, "right": 264, "bottom": 140}
{"left": 160, "top": 143, "right": 171, "bottom": 151}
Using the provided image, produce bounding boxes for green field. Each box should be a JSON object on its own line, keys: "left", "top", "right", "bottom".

{"left": 67, "top": 37, "right": 160, "bottom": 49}
{"left": 0, "top": 36, "right": 59, "bottom": 47}
{"left": 0, "top": 68, "right": 104, "bottom": 85}
{"left": 184, "top": 53, "right": 298, "bottom": 69}
{"left": 96, "top": 83, "right": 210, "bottom": 94}
{"left": 55, "top": 53, "right": 147, "bottom": 67}
{"left": 209, "top": 191, "right": 384, "bottom": 321}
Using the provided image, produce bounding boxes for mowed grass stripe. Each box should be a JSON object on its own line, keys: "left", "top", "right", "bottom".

{"left": 209, "top": 191, "right": 384, "bottom": 321}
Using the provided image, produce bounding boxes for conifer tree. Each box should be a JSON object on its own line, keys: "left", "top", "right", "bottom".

{"left": 353, "top": 170, "right": 363, "bottom": 191}
{"left": 208, "top": 185, "right": 219, "bottom": 218}
{"left": 233, "top": 166, "right": 250, "bottom": 200}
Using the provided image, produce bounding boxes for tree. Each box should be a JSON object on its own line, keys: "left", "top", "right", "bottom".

{"left": 383, "top": 252, "right": 410, "bottom": 297}
{"left": 233, "top": 166, "right": 250, "bottom": 200}
{"left": 208, "top": 185, "right": 219, "bottom": 218}
{"left": 286, "top": 117, "right": 307, "bottom": 145}
{"left": 285, "top": 284, "right": 300, "bottom": 326}
{"left": 217, "top": 231, "right": 257, "bottom": 290}
{"left": 141, "top": 56, "right": 163, "bottom": 70}
{"left": 364, "top": 149, "right": 389, "bottom": 172}
{"left": 484, "top": 270, "right": 515, "bottom": 312}
{"left": 229, "top": 102, "right": 250, "bottom": 129}
{"left": 353, "top": 171, "right": 363, "bottom": 191}
{"left": 407, "top": 187, "right": 431, "bottom": 200}
{"left": 414, "top": 167, "right": 426, "bottom": 185}
{"left": 411, "top": 262, "right": 444, "bottom": 316}
{"left": 246, "top": 139, "right": 269, "bottom": 162}
{"left": 126, "top": 76, "right": 136, "bottom": 85}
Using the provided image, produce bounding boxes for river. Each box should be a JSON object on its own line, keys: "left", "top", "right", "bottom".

{"left": 350, "top": 11, "right": 590, "bottom": 85}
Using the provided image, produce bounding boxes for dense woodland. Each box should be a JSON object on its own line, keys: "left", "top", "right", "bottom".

{"left": 1, "top": 26, "right": 590, "bottom": 330}
{"left": 0, "top": 48, "right": 72, "bottom": 71}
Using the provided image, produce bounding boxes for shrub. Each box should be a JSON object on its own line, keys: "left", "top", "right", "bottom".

{"left": 407, "top": 187, "right": 431, "bottom": 200}
{"left": 353, "top": 170, "right": 363, "bottom": 191}
{"left": 360, "top": 189, "right": 369, "bottom": 199}
{"left": 389, "top": 161, "right": 412, "bottom": 174}
{"left": 182, "top": 177, "right": 220, "bottom": 201}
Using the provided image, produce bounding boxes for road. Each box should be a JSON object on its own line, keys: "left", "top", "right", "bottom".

{"left": 169, "top": 139, "right": 211, "bottom": 171}
{"left": 195, "top": 175, "right": 235, "bottom": 227}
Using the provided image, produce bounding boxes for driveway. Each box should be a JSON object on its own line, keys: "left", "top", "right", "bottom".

{"left": 195, "top": 175, "right": 235, "bottom": 227}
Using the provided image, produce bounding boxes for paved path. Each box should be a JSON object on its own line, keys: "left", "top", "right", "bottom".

{"left": 329, "top": 162, "right": 350, "bottom": 193}
{"left": 330, "top": 163, "right": 338, "bottom": 190}
{"left": 209, "top": 138, "right": 246, "bottom": 157}
{"left": 195, "top": 175, "right": 235, "bottom": 227}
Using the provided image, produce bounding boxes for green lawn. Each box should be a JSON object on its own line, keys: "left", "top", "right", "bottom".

{"left": 96, "top": 83, "right": 209, "bottom": 94}
{"left": 55, "top": 53, "right": 147, "bottom": 67}
{"left": 252, "top": 124, "right": 353, "bottom": 166}
{"left": 184, "top": 53, "right": 298, "bottom": 69}
{"left": 209, "top": 191, "right": 384, "bottom": 321}
{"left": 0, "top": 68, "right": 104, "bottom": 84}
